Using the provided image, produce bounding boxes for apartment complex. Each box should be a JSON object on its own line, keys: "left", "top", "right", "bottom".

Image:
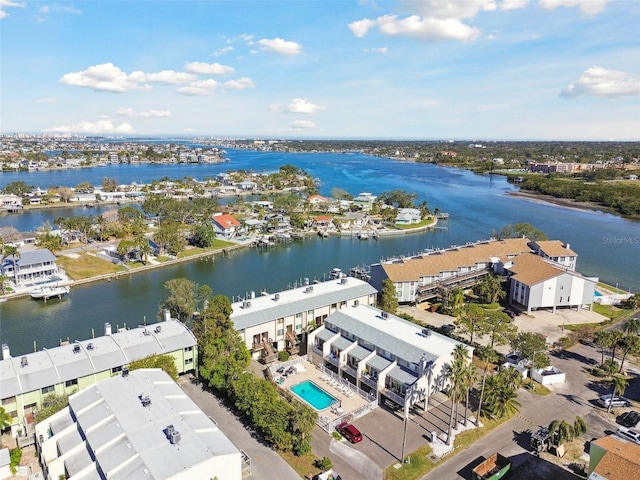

{"left": 230, "top": 277, "right": 377, "bottom": 361}
{"left": 35, "top": 369, "right": 242, "bottom": 480}
{"left": 0, "top": 317, "right": 197, "bottom": 432}
{"left": 308, "top": 304, "right": 470, "bottom": 410}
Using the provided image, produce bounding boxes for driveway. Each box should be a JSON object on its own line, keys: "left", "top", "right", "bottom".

{"left": 178, "top": 375, "right": 300, "bottom": 480}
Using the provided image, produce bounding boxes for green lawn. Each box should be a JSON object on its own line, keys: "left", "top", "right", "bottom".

{"left": 56, "top": 253, "right": 126, "bottom": 279}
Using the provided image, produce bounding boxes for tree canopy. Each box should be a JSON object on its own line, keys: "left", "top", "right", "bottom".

{"left": 493, "top": 223, "right": 548, "bottom": 241}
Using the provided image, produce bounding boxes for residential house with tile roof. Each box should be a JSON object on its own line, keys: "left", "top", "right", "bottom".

{"left": 211, "top": 213, "right": 241, "bottom": 239}
{"left": 588, "top": 434, "right": 640, "bottom": 480}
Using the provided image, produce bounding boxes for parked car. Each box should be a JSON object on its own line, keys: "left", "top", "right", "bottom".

{"left": 336, "top": 422, "right": 363, "bottom": 443}
{"left": 618, "top": 411, "right": 640, "bottom": 428}
{"left": 441, "top": 324, "right": 456, "bottom": 333}
{"left": 598, "top": 394, "right": 630, "bottom": 408}
{"left": 615, "top": 427, "right": 640, "bottom": 445}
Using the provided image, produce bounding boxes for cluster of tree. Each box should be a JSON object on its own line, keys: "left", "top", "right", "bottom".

{"left": 492, "top": 222, "right": 548, "bottom": 241}
{"left": 592, "top": 318, "right": 640, "bottom": 374}
{"left": 515, "top": 175, "right": 640, "bottom": 217}
{"left": 35, "top": 393, "right": 71, "bottom": 423}
{"left": 547, "top": 416, "right": 588, "bottom": 450}
{"left": 128, "top": 354, "right": 179, "bottom": 381}
{"left": 160, "top": 279, "right": 317, "bottom": 455}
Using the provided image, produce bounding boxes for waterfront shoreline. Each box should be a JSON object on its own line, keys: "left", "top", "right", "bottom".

{"left": 507, "top": 190, "right": 625, "bottom": 217}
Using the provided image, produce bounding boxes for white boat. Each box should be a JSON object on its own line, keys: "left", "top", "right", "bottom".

{"left": 30, "top": 285, "right": 70, "bottom": 300}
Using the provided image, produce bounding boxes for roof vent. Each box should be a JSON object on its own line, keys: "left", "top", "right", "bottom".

{"left": 170, "top": 431, "right": 181, "bottom": 445}
{"left": 381, "top": 311, "right": 388, "bottom": 319}
{"left": 422, "top": 328, "right": 431, "bottom": 336}
{"left": 140, "top": 393, "right": 151, "bottom": 408}
{"left": 242, "top": 300, "right": 252, "bottom": 308}
{"left": 274, "top": 293, "right": 280, "bottom": 301}
{"left": 20, "top": 356, "right": 28, "bottom": 367}
{"left": 87, "top": 343, "right": 94, "bottom": 350}
{"left": 122, "top": 366, "right": 129, "bottom": 377}
{"left": 340, "top": 278, "right": 348, "bottom": 285}
{"left": 166, "top": 424, "right": 175, "bottom": 436}
{"left": 73, "top": 344, "right": 81, "bottom": 354}
{"left": 154, "top": 325, "right": 162, "bottom": 334}
{"left": 354, "top": 300, "right": 359, "bottom": 307}
{"left": 305, "top": 286, "right": 314, "bottom": 293}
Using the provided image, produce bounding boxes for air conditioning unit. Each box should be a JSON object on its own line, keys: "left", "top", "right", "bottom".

{"left": 381, "top": 311, "right": 388, "bottom": 319}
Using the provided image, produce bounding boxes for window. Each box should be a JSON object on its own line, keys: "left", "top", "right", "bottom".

{"left": 184, "top": 346, "right": 193, "bottom": 352}
{"left": 65, "top": 379, "right": 78, "bottom": 388}
{"left": 185, "top": 358, "right": 193, "bottom": 365}
{"left": 296, "top": 324, "right": 302, "bottom": 331}
{"left": 277, "top": 318, "right": 284, "bottom": 324}
{"left": 559, "top": 297, "right": 563, "bottom": 302}
{"left": 41, "top": 385, "right": 54, "bottom": 394}
{"left": 112, "top": 366, "right": 123, "bottom": 374}
{"left": 277, "top": 329, "right": 284, "bottom": 337}
{"left": 295, "top": 312, "right": 302, "bottom": 319}
{"left": 331, "top": 303, "right": 337, "bottom": 309}
{"left": 2, "top": 396, "right": 16, "bottom": 406}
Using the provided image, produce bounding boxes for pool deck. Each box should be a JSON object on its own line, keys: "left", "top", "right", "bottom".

{"left": 276, "top": 361, "right": 369, "bottom": 421}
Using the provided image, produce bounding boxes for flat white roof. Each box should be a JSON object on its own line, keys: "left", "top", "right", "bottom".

{"left": 230, "top": 277, "right": 377, "bottom": 331}
{"left": 50, "top": 369, "right": 239, "bottom": 479}
{"left": 0, "top": 320, "right": 197, "bottom": 399}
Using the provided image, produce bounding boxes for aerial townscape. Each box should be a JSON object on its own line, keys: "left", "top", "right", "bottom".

{"left": 1, "top": 2, "right": 640, "bottom": 480}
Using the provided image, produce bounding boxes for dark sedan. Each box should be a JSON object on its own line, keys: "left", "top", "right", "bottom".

{"left": 618, "top": 411, "right": 640, "bottom": 428}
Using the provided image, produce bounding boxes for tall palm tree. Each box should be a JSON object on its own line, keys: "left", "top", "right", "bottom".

{"left": 461, "top": 364, "right": 479, "bottom": 427}
{"left": 1, "top": 244, "right": 20, "bottom": 286}
{"left": 623, "top": 317, "right": 640, "bottom": 336}
{"left": 594, "top": 330, "right": 614, "bottom": 366}
{"left": 618, "top": 335, "right": 640, "bottom": 373}
{"left": 609, "top": 330, "right": 625, "bottom": 361}
{"left": 475, "top": 347, "right": 497, "bottom": 426}
{"left": 607, "top": 375, "right": 630, "bottom": 414}
{"left": 445, "top": 344, "right": 469, "bottom": 445}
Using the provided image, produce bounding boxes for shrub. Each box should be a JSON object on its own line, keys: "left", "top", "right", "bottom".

{"left": 601, "top": 358, "right": 619, "bottom": 376}
{"left": 314, "top": 456, "right": 332, "bottom": 470}
{"left": 332, "top": 431, "right": 342, "bottom": 441}
{"left": 278, "top": 351, "right": 291, "bottom": 362}
{"left": 10, "top": 448, "right": 22, "bottom": 475}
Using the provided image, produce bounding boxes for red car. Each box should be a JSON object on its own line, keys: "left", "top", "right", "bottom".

{"left": 336, "top": 422, "right": 363, "bottom": 443}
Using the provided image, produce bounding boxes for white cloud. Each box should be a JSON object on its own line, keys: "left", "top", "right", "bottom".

{"left": 45, "top": 119, "right": 135, "bottom": 134}
{"left": 377, "top": 14, "right": 480, "bottom": 41}
{"left": 290, "top": 120, "right": 315, "bottom": 130}
{"left": 501, "top": 0, "right": 529, "bottom": 9}
{"left": 560, "top": 66, "right": 640, "bottom": 98}
{"left": 348, "top": 18, "right": 377, "bottom": 37}
{"left": 258, "top": 38, "right": 302, "bottom": 56}
{"left": 222, "top": 77, "right": 255, "bottom": 90}
{"left": 177, "top": 79, "right": 219, "bottom": 96}
{"left": 59, "top": 63, "right": 195, "bottom": 92}
{"left": 364, "top": 47, "right": 388, "bottom": 54}
{"left": 403, "top": 0, "right": 498, "bottom": 18}
{"left": 60, "top": 63, "right": 143, "bottom": 92}
{"left": 213, "top": 46, "right": 234, "bottom": 57}
{"left": 287, "top": 98, "right": 326, "bottom": 115}
{"left": 185, "top": 61, "right": 234, "bottom": 75}
{"left": 144, "top": 70, "right": 195, "bottom": 84}
{"left": 539, "top": 0, "right": 611, "bottom": 16}
{"left": 0, "top": 0, "right": 26, "bottom": 19}
{"left": 36, "top": 97, "right": 57, "bottom": 104}
{"left": 115, "top": 108, "right": 171, "bottom": 118}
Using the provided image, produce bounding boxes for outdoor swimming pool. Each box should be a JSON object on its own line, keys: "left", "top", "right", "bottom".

{"left": 291, "top": 380, "right": 338, "bottom": 410}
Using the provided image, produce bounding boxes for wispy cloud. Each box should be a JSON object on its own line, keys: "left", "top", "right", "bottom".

{"left": 115, "top": 108, "right": 171, "bottom": 118}
{"left": 177, "top": 79, "right": 219, "bottom": 96}
{"left": 222, "top": 77, "right": 255, "bottom": 90}
{"left": 185, "top": 61, "right": 234, "bottom": 75}
{"left": 0, "top": 0, "right": 26, "bottom": 19}
{"left": 258, "top": 37, "right": 302, "bottom": 55}
{"left": 560, "top": 66, "right": 640, "bottom": 98}
{"left": 539, "top": 0, "right": 611, "bottom": 16}
{"left": 36, "top": 97, "right": 57, "bottom": 104}
{"left": 45, "top": 119, "right": 134, "bottom": 134}
{"left": 213, "top": 46, "right": 234, "bottom": 57}
{"left": 35, "top": 3, "right": 82, "bottom": 23}
{"left": 290, "top": 120, "right": 315, "bottom": 130}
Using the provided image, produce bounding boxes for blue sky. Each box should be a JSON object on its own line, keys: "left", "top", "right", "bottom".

{"left": 1, "top": 0, "right": 638, "bottom": 140}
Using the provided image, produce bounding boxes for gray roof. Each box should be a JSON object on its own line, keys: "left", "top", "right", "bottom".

{"left": 15, "top": 249, "right": 57, "bottom": 266}
{"left": 316, "top": 329, "right": 338, "bottom": 342}
{"left": 52, "top": 369, "right": 241, "bottom": 480}
{"left": 330, "top": 336, "right": 354, "bottom": 352}
{"left": 367, "top": 355, "right": 393, "bottom": 372}
{"left": 0, "top": 320, "right": 196, "bottom": 399}
{"left": 231, "top": 277, "right": 376, "bottom": 331}
{"left": 347, "top": 344, "right": 373, "bottom": 361}
{"left": 387, "top": 365, "right": 418, "bottom": 386}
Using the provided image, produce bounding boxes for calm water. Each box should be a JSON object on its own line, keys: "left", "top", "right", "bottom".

{"left": 1, "top": 150, "right": 639, "bottom": 355}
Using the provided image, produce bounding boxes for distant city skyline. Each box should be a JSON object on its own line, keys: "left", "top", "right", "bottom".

{"left": 1, "top": 0, "right": 638, "bottom": 141}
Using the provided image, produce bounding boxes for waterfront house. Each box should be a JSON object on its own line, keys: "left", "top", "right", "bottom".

{"left": 0, "top": 248, "right": 61, "bottom": 287}
{"left": 353, "top": 192, "right": 377, "bottom": 212}
{"left": 35, "top": 369, "right": 242, "bottom": 480}
{"left": 0, "top": 316, "right": 197, "bottom": 433}
{"left": 504, "top": 253, "right": 597, "bottom": 314}
{"left": 211, "top": 213, "right": 241, "bottom": 239}
{"left": 529, "top": 240, "right": 577, "bottom": 270}
{"left": 230, "top": 277, "right": 377, "bottom": 361}
{"left": 394, "top": 208, "right": 422, "bottom": 225}
{"left": 308, "top": 305, "right": 471, "bottom": 411}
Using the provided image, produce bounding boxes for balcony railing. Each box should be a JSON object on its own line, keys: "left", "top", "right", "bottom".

{"left": 382, "top": 387, "right": 406, "bottom": 406}
{"left": 325, "top": 355, "right": 340, "bottom": 367}
{"left": 342, "top": 364, "right": 357, "bottom": 378}
{"left": 312, "top": 345, "right": 324, "bottom": 357}
{"left": 359, "top": 374, "right": 378, "bottom": 389}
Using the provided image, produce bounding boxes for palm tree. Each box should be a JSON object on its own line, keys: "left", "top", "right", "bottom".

{"left": 618, "top": 335, "right": 640, "bottom": 373}
{"left": 607, "top": 374, "right": 630, "bottom": 414}
{"left": 483, "top": 372, "right": 521, "bottom": 419}
{"left": 449, "top": 288, "right": 465, "bottom": 314}
{"left": 1, "top": 244, "right": 20, "bottom": 286}
{"left": 445, "top": 344, "right": 469, "bottom": 444}
{"left": 475, "top": 347, "right": 497, "bottom": 426}
{"left": 549, "top": 419, "right": 574, "bottom": 448}
{"left": 594, "top": 330, "right": 614, "bottom": 366}
{"left": 574, "top": 416, "right": 587, "bottom": 438}
{"left": 461, "top": 364, "right": 479, "bottom": 427}
{"left": 623, "top": 317, "right": 640, "bottom": 336}
{"left": 609, "top": 330, "right": 625, "bottom": 361}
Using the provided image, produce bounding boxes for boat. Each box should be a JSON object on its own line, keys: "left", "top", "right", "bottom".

{"left": 29, "top": 285, "right": 70, "bottom": 301}
{"left": 358, "top": 232, "right": 369, "bottom": 240}
{"left": 329, "top": 268, "right": 343, "bottom": 279}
